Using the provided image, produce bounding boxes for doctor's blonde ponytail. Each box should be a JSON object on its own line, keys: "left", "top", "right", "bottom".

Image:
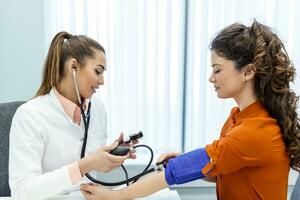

{"left": 35, "top": 31, "right": 73, "bottom": 97}
{"left": 35, "top": 31, "right": 105, "bottom": 97}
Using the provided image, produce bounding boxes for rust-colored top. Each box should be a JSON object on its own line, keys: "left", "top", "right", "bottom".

{"left": 202, "top": 101, "right": 290, "bottom": 200}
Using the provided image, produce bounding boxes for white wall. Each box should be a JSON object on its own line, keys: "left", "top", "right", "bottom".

{"left": 0, "top": 0, "right": 45, "bottom": 103}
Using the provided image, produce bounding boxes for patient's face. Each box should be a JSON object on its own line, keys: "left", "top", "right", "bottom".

{"left": 209, "top": 51, "right": 245, "bottom": 99}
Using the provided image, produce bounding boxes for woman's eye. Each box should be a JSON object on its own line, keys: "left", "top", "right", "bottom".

{"left": 214, "top": 70, "right": 220, "bottom": 73}
{"left": 95, "top": 69, "right": 102, "bottom": 75}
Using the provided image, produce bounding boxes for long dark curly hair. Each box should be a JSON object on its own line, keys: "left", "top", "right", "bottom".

{"left": 210, "top": 20, "right": 300, "bottom": 171}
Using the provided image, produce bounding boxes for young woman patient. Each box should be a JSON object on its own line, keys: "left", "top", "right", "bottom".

{"left": 80, "top": 20, "right": 300, "bottom": 200}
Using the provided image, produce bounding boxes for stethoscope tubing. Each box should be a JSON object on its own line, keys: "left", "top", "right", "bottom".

{"left": 72, "top": 71, "right": 157, "bottom": 186}
{"left": 79, "top": 102, "right": 156, "bottom": 186}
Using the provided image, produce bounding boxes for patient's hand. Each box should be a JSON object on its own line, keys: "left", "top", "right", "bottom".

{"left": 156, "top": 152, "right": 181, "bottom": 166}
{"left": 81, "top": 183, "right": 121, "bottom": 200}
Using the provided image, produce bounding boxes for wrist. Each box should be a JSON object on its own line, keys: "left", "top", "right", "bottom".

{"left": 78, "top": 155, "right": 95, "bottom": 176}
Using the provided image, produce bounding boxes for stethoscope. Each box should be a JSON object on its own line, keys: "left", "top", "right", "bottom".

{"left": 72, "top": 69, "right": 163, "bottom": 186}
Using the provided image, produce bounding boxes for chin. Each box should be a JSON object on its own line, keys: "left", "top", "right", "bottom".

{"left": 82, "top": 93, "right": 93, "bottom": 99}
{"left": 217, "top": 93, "right": 229, "bottom": 99}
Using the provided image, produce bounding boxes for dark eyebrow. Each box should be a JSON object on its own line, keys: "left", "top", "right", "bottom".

{"left": 211, "top": 63, "right": 223, "bottom": 68}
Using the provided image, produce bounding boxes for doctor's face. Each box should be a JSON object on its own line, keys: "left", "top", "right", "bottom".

{"left": 209, "top": 51, "right": 245, "bottom": 99}
{"left": 76, "top": 49, "right": 107, "bottom": 99}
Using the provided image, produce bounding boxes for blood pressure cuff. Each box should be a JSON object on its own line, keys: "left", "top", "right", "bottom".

{"left": 164, "top": 148, "right": 209, "bottom": 186}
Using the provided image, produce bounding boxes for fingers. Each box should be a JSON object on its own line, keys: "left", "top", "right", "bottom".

{"left": 156, "top": 154, "right": 166, "bottom": 164}
{"left": 116, "top": 132, "right": 124, "bottom": 144}
{"left": 97, "top": 143, "right": 133, "bottom": 172}
{"left": 132, "top": 139, "right": 139, "bottom": 145}
{"left": 102, "top": 141, "right": 119, "bottom": 152}
{"left": 107, "top": 152, "right": 131, "bottom": 165}
{"left": 95, "top": 152, "right": 130, "bottom": 172}
{"left": 81, "top": 189, "right": 91, "bottom": 196}
{"left": 81, "top": 183, "right": 98, "bottom": 193}
{"left": 81, "top": 190, "right": 90, "bottom": 200}
{"left": 81, "top": 185, "right": 94, "bottom": 200}
{"left": 171, "top": 152, "right": 181, "bottom": 157}
{"left": 129, "top": 152, "right": 137, "bottom": 159}
{"left": 156, "top": 152, "right": 181, "bottom": 164}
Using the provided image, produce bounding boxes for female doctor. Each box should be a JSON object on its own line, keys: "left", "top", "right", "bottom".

{"left": 9, "top": 31, "right": 133, "bottom": 200}
{"left": 80, "top": 20, "right": 300, "bottom": 200}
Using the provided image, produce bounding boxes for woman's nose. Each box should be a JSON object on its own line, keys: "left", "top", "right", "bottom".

{"left": 98, "top": 75, "right": 104, "bottom": 85}
{"left": 209, "top": 73, "right": 215, "bottom": 83}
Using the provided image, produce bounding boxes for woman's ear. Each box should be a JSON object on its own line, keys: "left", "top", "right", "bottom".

{"left": 66, "top": 58, "right": 78, "bottom": 73}
{"left": 243, "top": 64, "right": 256, "bottom": 81}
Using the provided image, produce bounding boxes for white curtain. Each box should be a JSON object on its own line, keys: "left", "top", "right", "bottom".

{"left": 44, "top": 0, "right": 300, "bottom": 153}
{"left": 44, "top": 0, "right": 186, "bottom": 153}
{"left": 184, "top": 0, "right": 300, "bottom": 151}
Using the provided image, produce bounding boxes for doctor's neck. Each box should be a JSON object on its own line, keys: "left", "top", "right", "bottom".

{"left": 56, "top": 80, "right": 81, "bottom": 105}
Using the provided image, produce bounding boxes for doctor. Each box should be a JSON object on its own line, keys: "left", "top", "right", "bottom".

{"left": 9, "top": 31, "right": 133, "bottom": 200}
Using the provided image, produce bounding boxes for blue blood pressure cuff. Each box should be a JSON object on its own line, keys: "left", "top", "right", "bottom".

{"left": 164, "top": 148, "right": 210, "bottom": 186}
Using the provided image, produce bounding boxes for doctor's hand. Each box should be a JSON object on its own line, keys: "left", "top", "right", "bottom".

{"left": 156, "top": 151, "right": 181, "bottom": 166}
{"left": 115, "top": 132, "right": 138, "bottom": 159}
{"left": 78, "top": 142, "right": 130, "bottom": 175}
{"left": 116, "top": 132, "right": 139, "bottom": 145}
{"left": 80, "top": 183, "right": 122, "bottom": 200}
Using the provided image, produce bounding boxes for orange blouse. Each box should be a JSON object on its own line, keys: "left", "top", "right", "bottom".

{"left": 202, "top": 101, "right": 290, "bottom": 200}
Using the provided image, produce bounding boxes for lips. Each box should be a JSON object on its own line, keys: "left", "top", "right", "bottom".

{"left": 91, "top": 86, "right": 99, "bottom": 93}
{"left": 214, "top": 86, "right": 220, "bottom": 91}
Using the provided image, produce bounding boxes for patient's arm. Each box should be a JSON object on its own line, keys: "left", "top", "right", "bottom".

{"left": 81, "top": 148, "right": 210, "bottom": 200}
{"left": 81, "top": 172, "right": 168, "bottom": 200}
{"left": 121, "top": 171, "right": 168, "bottom": 199}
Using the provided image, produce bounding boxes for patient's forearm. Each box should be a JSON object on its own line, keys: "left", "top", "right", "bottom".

{"left": 115, "top": 148, "right": 209, "bottom": 199}
{"left": 119, "top": 171, "right": 168, "bottom": 199}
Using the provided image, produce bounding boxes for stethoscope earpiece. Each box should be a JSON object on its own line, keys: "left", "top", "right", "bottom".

{"left": 72, "top": 68, "right": 82, "bottom": 105}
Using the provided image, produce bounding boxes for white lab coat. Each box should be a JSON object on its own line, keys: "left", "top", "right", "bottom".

{"left": 9, "top": 89, "right": 107, "bottom": 200}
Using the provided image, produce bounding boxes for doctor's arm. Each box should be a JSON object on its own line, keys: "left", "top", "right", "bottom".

{"left": 78, "top": 141, "right": 130, "bottom": 175}
{"left": 9, "top": 108, "right": 129, "bottom": 200}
